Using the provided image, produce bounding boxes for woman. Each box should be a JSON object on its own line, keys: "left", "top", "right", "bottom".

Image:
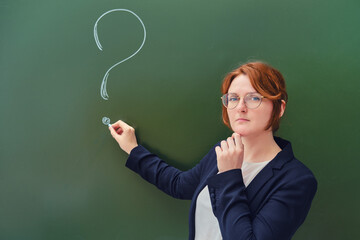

{"left": 108, "top": 61, "right": 317, "bottom": 240}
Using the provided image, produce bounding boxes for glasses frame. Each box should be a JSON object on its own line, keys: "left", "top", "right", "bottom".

{"left": 221, "top": 92, "right": 265, "bottom": 109}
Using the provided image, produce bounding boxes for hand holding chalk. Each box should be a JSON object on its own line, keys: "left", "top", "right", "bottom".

{"left": 107, "top": 119, "right": 138, "bottom": 154}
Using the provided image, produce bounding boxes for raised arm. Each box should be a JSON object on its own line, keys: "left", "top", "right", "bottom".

{"left": 108, "top": 119, "right": 213, "bottom": 200}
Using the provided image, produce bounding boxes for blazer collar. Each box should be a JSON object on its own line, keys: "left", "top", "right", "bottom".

{"left": 245, "top": 137, "right": 294, "bottom": 203}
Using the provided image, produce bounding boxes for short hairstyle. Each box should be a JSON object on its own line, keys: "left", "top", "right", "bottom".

{"left": 221, "top": 61, "right": 288, "bottom": 132}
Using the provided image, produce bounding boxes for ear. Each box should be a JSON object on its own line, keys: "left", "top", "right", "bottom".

{"left": 279, "top": 100, "right": 286, "bottom": 118}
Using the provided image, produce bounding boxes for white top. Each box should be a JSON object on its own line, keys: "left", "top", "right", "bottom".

{"left": 194, "top": 160, "right": 271, "bottom": 240}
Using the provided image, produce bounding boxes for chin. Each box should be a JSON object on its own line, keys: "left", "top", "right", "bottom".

{"left": 231, "top": 126, "right": 250, "bottom": 136}
{"left": 232, "top": 125, "right": 273, "bottom": 138}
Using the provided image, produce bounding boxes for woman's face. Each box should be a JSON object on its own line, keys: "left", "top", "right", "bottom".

{"left": 227, "top": 74, "right": 274, "bottom": 137}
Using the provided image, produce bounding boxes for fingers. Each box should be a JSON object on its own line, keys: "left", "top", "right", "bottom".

{"left": 227, "top": 136, "right": 235, "bottom": 150}
{"left": 113, "top": 119, "right": 131, "bottom": 129}
{"left": 233, "top": 133, "right": 243, "bottom": 149}
{"left": 107, "top": 119, "right": 138, "bottom": 154}
{"left": 109, "top": 124, "right": 123, "bottom": 136}
{"left": 216, "top": 133, "right": 244, "bottom": 173}
{"left": 110, "top": 120, "right": 134, "bottom": 135}
{"left": 218, "top": 133, "right": 243, "bottom": 152}
{"left": 109, "top": 125, "right": 119, "bottom": 138}
{"left": 115, "top": 126, "right": 124, "bottom": 135}
{"left": 215, "top": 146, "right": 222, "bottom": 156}
{"left": 220, "top": 140, "right": 229, "bottom": 151}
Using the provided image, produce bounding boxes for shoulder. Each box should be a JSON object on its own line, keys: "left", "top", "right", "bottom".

{"left": 272, "top": 137, "right": 318, "bottom": 188}
{"left": 272, "top": 157, "right": 318, "bottom": 201}
{"left": 284, "top": 157, "right": 317, "bottom": 182}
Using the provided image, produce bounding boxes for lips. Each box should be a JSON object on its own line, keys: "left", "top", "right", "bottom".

{"left": 236, "top": 118, "right": 249, "bottom": 122}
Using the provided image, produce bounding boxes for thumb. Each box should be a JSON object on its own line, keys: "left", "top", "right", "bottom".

{"left": 109, "top": 125, "right": 119, "bottom": 139}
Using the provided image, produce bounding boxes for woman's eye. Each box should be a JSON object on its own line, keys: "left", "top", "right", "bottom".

{"left": 229, "top": 97, "right": 238, "bottom": 102}
{"left": 248, "top": 95, "right": 260, "bottom": 101}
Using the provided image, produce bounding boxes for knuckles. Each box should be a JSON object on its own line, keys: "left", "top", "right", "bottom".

{"left": 217, "top": 148, "right": 243, "bottom": 158}
{"left": 217, "top": 137, "right": 243, "bottom": 158}
{"left": 125, "top": 127, "right": 135, "bottom": 133}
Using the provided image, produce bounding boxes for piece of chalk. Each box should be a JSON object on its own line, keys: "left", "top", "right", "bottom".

{"left": 108, "top": 124, "right": 112, "bottom": 128}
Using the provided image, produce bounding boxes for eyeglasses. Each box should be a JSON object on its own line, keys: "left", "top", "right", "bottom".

{"left": 221, "top": 92, "right": 265, "bottom": 109}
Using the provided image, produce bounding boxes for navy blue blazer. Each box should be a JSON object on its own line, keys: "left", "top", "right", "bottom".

{"left": 126, "top": 137, "right": 317, "bottom": 240}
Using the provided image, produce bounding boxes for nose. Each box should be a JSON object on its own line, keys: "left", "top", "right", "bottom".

{"left": 236, "top": 98, "right": 247, "bottom": 112}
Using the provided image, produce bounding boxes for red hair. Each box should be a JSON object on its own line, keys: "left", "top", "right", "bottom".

{"left": 221, "top": 61, "right": 288, "bottom": 132}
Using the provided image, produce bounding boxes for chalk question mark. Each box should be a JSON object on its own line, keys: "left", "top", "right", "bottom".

{"left": 93, "top": 9, "right": 147, "bottom": 126}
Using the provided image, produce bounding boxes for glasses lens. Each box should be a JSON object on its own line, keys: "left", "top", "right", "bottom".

{"left": 244, "top": 93, "right": 262, "bottom": 109}
{"left": 222, "top": 93, "right": 239, "bottom": 109}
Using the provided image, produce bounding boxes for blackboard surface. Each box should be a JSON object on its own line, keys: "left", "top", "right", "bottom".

{"left": 1, "top": 0, "right": 359, "bottom": 239}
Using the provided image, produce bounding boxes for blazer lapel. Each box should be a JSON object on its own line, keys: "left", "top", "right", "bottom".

{"left": 245, "top": 165, "right": 274, "bottom": 204}
{"left": 245, "top": 137, "right": 294, "bottom": 205}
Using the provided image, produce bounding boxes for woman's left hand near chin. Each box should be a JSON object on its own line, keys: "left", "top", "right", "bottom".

{"left": 215, "top": 133, "right": 244, "bottom": 173}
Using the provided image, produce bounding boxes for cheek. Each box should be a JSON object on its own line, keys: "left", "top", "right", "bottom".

{"left": 258, "top": 104, "right": 274, "bottom": 124}
{"left": 227, "top": 110, "right": 236, "bottom": 123}
{"left": 227, "top": 111, "right": 241, "bottom": 131}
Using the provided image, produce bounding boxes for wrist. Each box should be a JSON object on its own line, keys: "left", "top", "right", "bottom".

{"left": 125, "top": 144, "right": 139, "bottom": 154}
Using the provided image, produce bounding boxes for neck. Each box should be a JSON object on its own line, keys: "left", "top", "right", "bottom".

{"left": 242, "top": 131, "right": 281, "bottom": 163}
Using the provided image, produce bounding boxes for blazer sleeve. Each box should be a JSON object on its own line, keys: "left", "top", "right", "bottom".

{"left": 125, "top": 144, "right": 215, "bottom": 200}
{"left": 206, "top": 168, "right": 317, "bottom": 240}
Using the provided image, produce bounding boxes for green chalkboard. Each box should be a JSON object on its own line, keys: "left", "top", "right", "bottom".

{"left": 1, "top": 0, "right": 360, "bottom": 239}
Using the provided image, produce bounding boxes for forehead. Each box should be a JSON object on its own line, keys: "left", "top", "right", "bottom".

{"left": 228, "top": 74, "right": 257, "bottom": 94}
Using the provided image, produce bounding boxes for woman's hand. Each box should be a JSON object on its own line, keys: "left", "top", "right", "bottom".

{"left": 109, "top": 120, "right": 138, "bottom": 154}
{"left": 215, "top": 133, "right": 244, "bottom": 173}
